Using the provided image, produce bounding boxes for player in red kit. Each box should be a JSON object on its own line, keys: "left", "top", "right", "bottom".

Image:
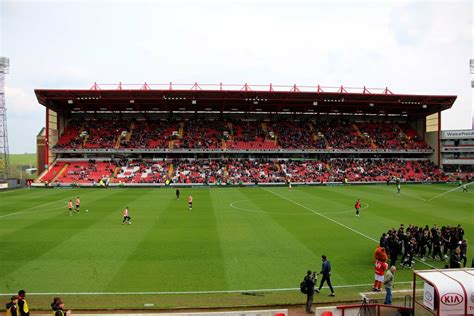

{"left": 355, "top": 199, "right": 361, "bottom": 217}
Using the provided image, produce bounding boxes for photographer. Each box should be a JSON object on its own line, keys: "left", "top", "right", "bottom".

{"left": 303, "top": 270, "right": 316, "bottom": 314}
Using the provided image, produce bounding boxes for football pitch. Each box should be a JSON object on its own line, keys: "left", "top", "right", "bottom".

{"left": 0, "top": 184, "right": 472, "bottom": 309}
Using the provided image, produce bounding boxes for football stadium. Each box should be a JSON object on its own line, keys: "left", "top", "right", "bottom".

{"left": 1, "top": 2, "right": 473, "bottom": 316}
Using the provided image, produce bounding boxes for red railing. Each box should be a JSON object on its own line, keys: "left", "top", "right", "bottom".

{"left": 89, "top": 82, "right": 394, "bottom": 94}
{"left": 337, "top": 303, "right": 413, "bottom": 316}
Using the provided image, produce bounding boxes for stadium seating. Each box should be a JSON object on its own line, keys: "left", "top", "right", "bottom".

{"left": 54, "top": 161, "right": 116, "bottom": 183}
{"left": 39, "top": 158, "right": 447, "bottom": 184}
{"left": 53, "top": 118, "right": 431, "bottom": 151}
{"left": 42, "top": 116, "right": 444, "bottom": 185}
{"left": 115, "top": 159, "right": 172, "bottom": 183}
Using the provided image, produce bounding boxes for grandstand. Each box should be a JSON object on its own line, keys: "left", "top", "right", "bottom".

{"left": 34, "top": 83, "right": 457, "bottom": 186}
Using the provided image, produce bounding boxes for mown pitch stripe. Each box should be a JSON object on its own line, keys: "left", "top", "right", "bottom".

{"left": 0, "top": 282, "right": 414, "bottom": 296}
{"left": 260, "top": 187, "right": 437, "bottom": 269}
{"left": 0, "top": 198, "right": 68, "bottom": 219}
{"left": 261, "top": 187, "right": 378, "bottom": 243}
{"left": 427, "top": 181, "right": 474, "bottom": 201}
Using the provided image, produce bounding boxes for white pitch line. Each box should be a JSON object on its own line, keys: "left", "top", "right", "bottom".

{"left": 359, "top": 288, "right": 421, "bottom": 297}
{"left": 261, "top": 187, "right": 378, "bottom": 243}
{"left": 0, "top": 198, "right": 68, "bottom": 219}
{"left": 400, "top": 190, "right": 428, "bottom": 202}
{"left": 376, "top": 186, "right": 427, "bottom": 202}
{"left": 229, "top": 199, "right": 369, "bottom": 216}
{"left": 427, "top": 182, "right": 474, "bottom": 202}
{"left": 0, "top": 188, "right": 28, "bottom": 194}
{"left": 6, "top": 206, "right": 66, "bottom": 217}
{"left": 0, "top": 282, "right": 414, "bottom": 296}
{"left": 260, "top": 187, "right": 437, "bottom": 269}
{"left": 320, "top": 209, "right": 360, "bottom": 215}
{"left": 320, "top": 202, "right": 370, "bottom": 215}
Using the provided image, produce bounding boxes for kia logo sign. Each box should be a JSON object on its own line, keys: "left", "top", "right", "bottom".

{"left": 441, "top": 293, "right": 463, "bottom": 306}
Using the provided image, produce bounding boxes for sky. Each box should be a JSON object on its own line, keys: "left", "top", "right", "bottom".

{"left": 1, "top": 0, "right": 473, "bottom": 153}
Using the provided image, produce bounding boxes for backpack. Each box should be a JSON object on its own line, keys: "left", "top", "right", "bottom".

{"left": 300, "top": 280, "right": 308, "bottom": 294}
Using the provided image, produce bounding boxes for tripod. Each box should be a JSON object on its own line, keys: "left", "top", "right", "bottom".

{"left": 358, "top": 296, "right": 372, "bottom": 316}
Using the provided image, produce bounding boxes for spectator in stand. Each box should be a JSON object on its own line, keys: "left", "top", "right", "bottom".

{"left": 54, "top": 118, "right": 430, "bottom": 151}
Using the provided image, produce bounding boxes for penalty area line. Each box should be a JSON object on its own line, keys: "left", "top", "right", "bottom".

{"left": 0, "top": 198, "right": 68, "bottom": 219}
{"left": 0, "top": 282, "right": 414, "bottom": 296}
{"left": 427, "top": 181, "right": 474, "bottom": 202}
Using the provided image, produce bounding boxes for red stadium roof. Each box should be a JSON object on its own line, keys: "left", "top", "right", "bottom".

{"left": 35, "top": 82, "right": 456, "bottom": 117}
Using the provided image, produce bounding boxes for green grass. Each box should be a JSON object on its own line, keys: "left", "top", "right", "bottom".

{"left": 7, "top": 153, "right": 37, "bottom": 178}
{"left": 0, "top": 184, "right": 472, "bottom": 310}
{"left": 8, "top": 153, "right": 37, "bottom": 166}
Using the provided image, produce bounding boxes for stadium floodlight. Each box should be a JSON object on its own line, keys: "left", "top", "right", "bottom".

{"left": 471, "top": 59, "right": 474, "bottom": 87}
{"left": 0, "top": 56, "right": 10, "bottom": 178}
{"left": 0, "top": 57, "right": 9, "bottom": 73}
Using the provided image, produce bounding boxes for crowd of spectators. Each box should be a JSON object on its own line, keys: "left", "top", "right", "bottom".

{"left": 180, "top": 120, "right": 223, "bottom": 149}
{"left": 53, "top": 118, "right": 432, "bottom": 151}
{"left": 114, "top": 159, "right": 171, "bottom": 183}
{"left": 41, "top": 158, "right": 448, "bottom": 185}
{"left": 379, "top": 224, "right": 467, "bottom": 269}
{"left": 316, "top": 120, "right": 365, "bottom": 149}
{"left": 330, "top": 159, "right": 446, "bottom": 182}
{"left": 357, "top": 123, "right": 429, "bottom": 150}
{"left": 53, "top": 120, "right": 83, "bottom": 149}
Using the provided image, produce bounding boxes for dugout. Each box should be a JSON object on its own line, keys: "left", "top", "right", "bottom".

{"left": 413, "top": 268, "right": 473, "bottom": 316}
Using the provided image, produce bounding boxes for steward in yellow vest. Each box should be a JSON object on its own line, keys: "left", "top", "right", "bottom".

{"left": 17, "top": 290, "right": 29, "bottom": 316}
{"left": 6, "top": 295, "right": 19, "bottom": 316}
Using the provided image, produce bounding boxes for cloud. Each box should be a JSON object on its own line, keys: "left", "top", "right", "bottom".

{"left": 5, "top": 85, "right": 40, "bottom": 113}
{"left": 1, "top": 0, "right": 472, "bottom": 153}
